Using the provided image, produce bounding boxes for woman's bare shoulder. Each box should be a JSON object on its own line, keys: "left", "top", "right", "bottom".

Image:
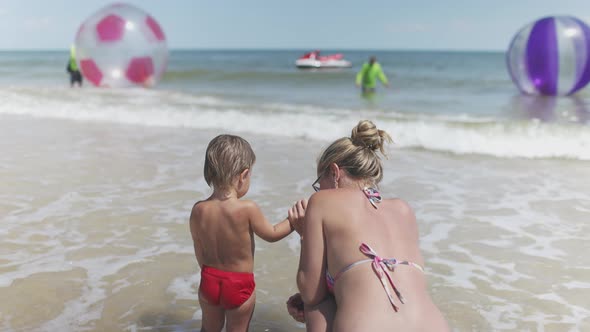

{"left": 307, "top": 189, "right": 353, "bottom": 208}
{"left": 384, "top": 197, "right": 412, "bottom": 208}
{"left": 383, "top": 198, "right": 416, "bottom": 219}
{"left": 314, "top": 188, "right": 365, "bottom": 199}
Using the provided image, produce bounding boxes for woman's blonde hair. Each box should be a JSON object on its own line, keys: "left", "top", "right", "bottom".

{"left": 317, "top": 120, "right": 392, "bottom": 185}
{"left": 204, "top": 134, "right": 256, "bottom": 190}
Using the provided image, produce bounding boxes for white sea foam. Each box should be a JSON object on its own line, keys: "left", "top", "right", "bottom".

{"left": 167, "top": 273, "right": 200, "bottom": 301}
{"left": 1, "top": 87, "right": 590, "bottom": 160}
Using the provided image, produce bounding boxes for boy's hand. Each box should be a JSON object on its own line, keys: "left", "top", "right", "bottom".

{"left": 288, "top": 199, "right": 307, "bottom": 235}
{"left": 286, "top": 292, "right": 305, "bottom": 323}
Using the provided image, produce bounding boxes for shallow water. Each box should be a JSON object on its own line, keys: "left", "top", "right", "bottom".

{"left": 1, "top": 115, "right": 589, "bottom": 331}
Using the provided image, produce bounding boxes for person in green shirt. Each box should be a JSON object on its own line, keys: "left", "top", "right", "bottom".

{"left": 66, "top": 45, "right": 83, "bottom": 88}
{"left": 355, "top": 56, "right": 389, "bottom": 94}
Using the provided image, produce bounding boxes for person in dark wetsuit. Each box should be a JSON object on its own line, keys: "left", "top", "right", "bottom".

{"left": 66, "top": 46, "right": 83, "bottom": 88}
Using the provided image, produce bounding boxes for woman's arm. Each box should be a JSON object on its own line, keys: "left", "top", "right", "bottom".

{"left": 304, "top": 296, "right": 336, "bottom": 332}
{"left": 296, "top": 193, "right": 329, "bottom": 306}
{"left": 286, "top": 292, "right": 336, "bottom": 331}
{"left": 288, "top": 199, "right": 307, "bottom": 235}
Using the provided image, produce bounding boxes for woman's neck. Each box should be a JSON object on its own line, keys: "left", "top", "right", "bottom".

{"left": 338, "top": 177, "right": 375, "bottom": 190}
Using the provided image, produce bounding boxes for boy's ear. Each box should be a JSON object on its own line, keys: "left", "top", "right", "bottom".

{"left": 240, "top": 168, "right": 250, "bottom": 180}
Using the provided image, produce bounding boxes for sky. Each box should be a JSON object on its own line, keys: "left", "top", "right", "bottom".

{"left": 0, "top": 0, "right": 590, "bottom": 51}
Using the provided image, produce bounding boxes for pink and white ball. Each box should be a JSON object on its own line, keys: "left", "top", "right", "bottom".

{"left": 75, "top": 3, "right": 168, "bottom": 88}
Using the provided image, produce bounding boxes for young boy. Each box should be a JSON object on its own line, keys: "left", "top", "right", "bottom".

{"left": 190, "top": 134, "right": 305, "bottom": 332}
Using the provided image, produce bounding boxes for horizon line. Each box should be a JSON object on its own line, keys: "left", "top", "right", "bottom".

{"left": 0, "top": 47, "right": 505, "bottom": 53}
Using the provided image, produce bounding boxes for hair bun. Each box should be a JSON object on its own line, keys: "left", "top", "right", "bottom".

{"left": 350, "top": 120, "right": 392, "bottom": 155}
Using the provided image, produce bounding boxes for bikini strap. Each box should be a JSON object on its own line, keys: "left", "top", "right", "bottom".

{"left": 359, "top": 243, "right": 424, "bottom": 312}
{"left": 332, "top": 258, "right": 373, "bottom": 281}
{"left": 362, "top": 187, "right": 382, "bottom": 209}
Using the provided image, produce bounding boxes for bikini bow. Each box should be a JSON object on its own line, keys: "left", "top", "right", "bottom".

{"left": 362, "top": 187, "right": 382, "bottom": 209}
{"left": 359, "top": 243, "right": 405, "bottom": 311}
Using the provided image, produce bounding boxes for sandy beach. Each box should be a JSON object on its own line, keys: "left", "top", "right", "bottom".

{"left": 1, "top": 113, "right": 589, "bottom": 331}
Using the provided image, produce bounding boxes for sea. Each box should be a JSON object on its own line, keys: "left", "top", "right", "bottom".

{"left": 0, "top": 50, "right": 589, "bottom": 331}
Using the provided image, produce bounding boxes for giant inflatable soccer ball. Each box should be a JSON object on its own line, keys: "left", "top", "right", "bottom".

{"left": 75, "top": 3, "right": 168, "bottom": 88}
{"left": 507, "top": 16, "right": 590, "bottom": 96}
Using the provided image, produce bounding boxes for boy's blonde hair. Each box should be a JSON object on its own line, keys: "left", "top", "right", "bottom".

{"left": 317, "top": 120, "right": 392, "bottom": 185}
{"left": 204, "top": 134, "right": 256, "bottom": 190}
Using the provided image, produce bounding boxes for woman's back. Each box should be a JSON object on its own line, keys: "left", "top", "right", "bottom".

{"left": 318, "top": 188, "right": 449, "bottom": 331}
{"left": 295, "top": 120, "right": 449, "bottom": 331}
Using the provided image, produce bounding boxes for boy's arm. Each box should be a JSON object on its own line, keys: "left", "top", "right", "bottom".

{"left": 247, "top": 201, "right": 294, "bottom": 242}
{"left": 189, "top": 203, "right": 204, "bottom": 267}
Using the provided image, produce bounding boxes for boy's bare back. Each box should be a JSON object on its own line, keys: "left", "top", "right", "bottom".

{"left": 193, "top": 134, "right": 305, "bottom": 331}
{"left": 190, "top": 197, "right": 259, "bottom": 273}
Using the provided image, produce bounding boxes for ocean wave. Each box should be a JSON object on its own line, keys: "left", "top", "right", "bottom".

{"left": 1, "top": 87, "right": 589, "bottom": 160}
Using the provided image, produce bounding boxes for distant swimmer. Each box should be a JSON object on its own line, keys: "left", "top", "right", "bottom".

{"left": 356, "top": 56, "right": 389, "bottom": 94}
{"left": 66, "top": 45, "right": 83, "bottom": 88}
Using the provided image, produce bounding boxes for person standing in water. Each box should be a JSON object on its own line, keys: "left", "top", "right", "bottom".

{"left": 355, "top": 56, "right": 389, "bottom": 94}
{"left": 66, "top": 45, "right": 83, "bottom": 88}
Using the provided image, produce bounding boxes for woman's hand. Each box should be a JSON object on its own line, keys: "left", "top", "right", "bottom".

{"left": 286, "top": 292, "right": 305, "bottom": 323}
{"left": 288, "top": 199, "right": 307, "bottom": 235}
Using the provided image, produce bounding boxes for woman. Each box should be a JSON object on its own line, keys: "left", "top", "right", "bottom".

{"left": 291, "top": 120, "right": 449, "bottom": 331}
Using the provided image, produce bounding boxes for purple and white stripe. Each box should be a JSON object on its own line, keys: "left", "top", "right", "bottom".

{"left": 507, "top": 16, "right": 590, "bottom": 96}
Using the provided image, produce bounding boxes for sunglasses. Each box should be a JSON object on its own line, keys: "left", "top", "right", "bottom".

{"left": 312, "top": 166, "right": 349, "bottom": 192}
{"left": 312, "top": 174, "right": 322, "bottom": 192}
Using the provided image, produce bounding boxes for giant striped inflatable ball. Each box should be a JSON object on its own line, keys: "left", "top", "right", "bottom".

{"left": 75, "top": 3, "right": 168, "bottom": 88}
{"left": 507, "top": 16, "right": 590, "bottom": 96}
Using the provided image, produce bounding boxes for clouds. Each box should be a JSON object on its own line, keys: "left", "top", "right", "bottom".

{"left": 24, "top": 16, "right": 53, "bottom": 30}
{"left": 1, "top": 0, "right": 590, "bottom": 50}
{"left": 385, "top": 19, "right": 479, "bottom": 36}
{"left": 385, "top": 22, "right": 431, "bottom": 34}
{"left": 448, "top": 19, "right": 473, "bottom": 31}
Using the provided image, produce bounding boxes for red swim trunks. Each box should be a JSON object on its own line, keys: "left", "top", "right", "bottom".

{"left": 199, "top": 265, "right": 256, "bottom": 309}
